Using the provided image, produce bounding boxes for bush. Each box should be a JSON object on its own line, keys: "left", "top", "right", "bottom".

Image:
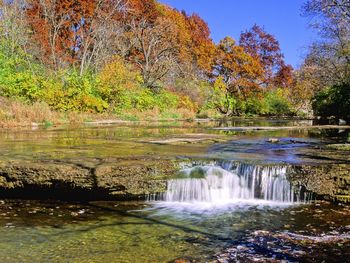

{"left": 172, "top": 78, "right": 212, "bottom": 111}
{"left": 312, "top": 83, "right": 350, "bottom": 120}
{"left": 97, "top": 58, "right": 181, "bottom": 114}
{"left": 244, "top": 97, "right": 267, "bottom": 116}
{"left": 263, "top": 88, "right": 292, "bottom": 116}
{"left": 43, "top": 71, "right": 108, "bottom": 113}
{"left": 97, "top": 56, "right": 142, "bottom": 107}
{"left": 0, "top": 44, "right": 42, "bottom": 101}
{"left": 113, "top": 88, "right": 179, "bottom": 113}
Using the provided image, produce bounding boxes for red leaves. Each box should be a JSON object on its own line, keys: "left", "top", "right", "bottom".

{"left": 274, "top": 64, "right": 294, "bottom": 89}
{"left": 239, "top": 24, "right": 285, "bottom": 86}
{"left": 127, "top": 0, "right": 159, "bottom": 23}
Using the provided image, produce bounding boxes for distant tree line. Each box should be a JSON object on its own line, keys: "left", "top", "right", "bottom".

{"left": 300, "top": 0, "right": 350, "bottom": 120}
{"left": 0, "top": 0, "right": 346, "bottom": 120}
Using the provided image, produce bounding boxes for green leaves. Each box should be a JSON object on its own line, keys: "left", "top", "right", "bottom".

{"left": 312, "top": 83, "right": 350, "bottom": 120}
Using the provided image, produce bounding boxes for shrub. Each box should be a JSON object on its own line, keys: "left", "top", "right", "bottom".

{"left": 172, "top": 78, "right": 212, "bottom": 111}
{"left": 113, "top": 88, "right": 179, "bottom": 113}
{"left": 0, "top": 45, "right": 42, "bottom": 101}
{"left": 263, "top": 88, "right": 292, "bottom": 116}
{"left": 312, "top": 83, "right": 350, "bottom": 120}
{"left": 244, "top": 97, "right": 267, "bottom": 116}
{"left": 97, "top": 56, "right": 142, "bottom": 107}
{"left": 43, "top": 71, "right": 108, "bottom": 113}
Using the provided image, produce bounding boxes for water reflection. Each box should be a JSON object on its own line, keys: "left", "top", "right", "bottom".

{"left": 0, "top": 200, "right": 348, "bottom": 262}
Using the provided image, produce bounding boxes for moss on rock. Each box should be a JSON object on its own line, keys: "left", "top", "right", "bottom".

{"left": 290, "top": 164, "right": 350, "bottom": 203}
{"left": 0, "top": 157, "right": 179, "bottom": 200}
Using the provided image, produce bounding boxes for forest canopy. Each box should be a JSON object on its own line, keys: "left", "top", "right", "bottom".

{"left": 0, "top": 0, "right": 348, "bottom": 122}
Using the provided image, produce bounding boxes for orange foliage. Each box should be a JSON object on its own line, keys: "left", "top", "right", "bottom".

{"left": 274, "top": 64, "right": 294, "bottom": 89}
{"left": 239, "top": 24, "right": 285, "bottom": 86}
{"left": 213, "top": 37, "right": 264, "bottom": 97}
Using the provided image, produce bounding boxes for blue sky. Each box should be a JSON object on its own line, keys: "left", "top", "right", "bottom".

{"left": 160, "top": 0, "right": 318, "bottom": 68}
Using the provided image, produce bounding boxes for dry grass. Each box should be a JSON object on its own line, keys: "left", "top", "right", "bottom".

{"left": 116, "top": 107, "right": 196, "bottom": 121}
{"left": 0, "top": 97, "right": 198, "bottom": 128}
{"left": 0, "top": 97, "right": 92, "bottom": 128}
{"left": 1, "top": 98, "right": 58, "bottom": 128}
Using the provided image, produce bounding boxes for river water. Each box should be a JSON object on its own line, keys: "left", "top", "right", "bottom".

{"left": 0, "top": 120, "right": 349, "bottom": 262}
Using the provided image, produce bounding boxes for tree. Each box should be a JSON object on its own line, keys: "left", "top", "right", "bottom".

{"left": 25, "top": 0, "right": 73, "bottom": 70}
{"left": 0, "top": 0, "right": 29, "bottom": 57}
{"left": 184, "top": 13, "right": 216, "bottom": 74}
{"left": 129, "top": 16, "right": 179, "bottom": 89}
{"left": 274, "top": 64, "right": 294, "bottom": 89}
{"left": 71, "top": 0, "right": 127, "bottom": 75}
{"left": 302, "top": 0, "right": 350, "bottom": 88}
{"left": 312, "top": 83, "right": 350, "bottom": 120}
{"left": 239, "top": 24, "right": 285, "bottom": 86}
{"left": 302, "top": 0, "right": 350, "bottom": 119}
{"left": 25, "top": 0, "right": 127, "bottom": 73}
{"left": 212, "top": 37, "right": 263, "bottom": 116}
{"left": 303, "top": 0, "right": 350, "bottom": 20}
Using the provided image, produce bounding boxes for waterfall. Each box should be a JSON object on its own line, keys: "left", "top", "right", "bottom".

{"left": 159, "top": 163, "right": 308, "bottom": 205}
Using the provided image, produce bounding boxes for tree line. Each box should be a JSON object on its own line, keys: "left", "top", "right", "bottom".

{"left": 0, "top": 0, "right": 348, "bottom": 120}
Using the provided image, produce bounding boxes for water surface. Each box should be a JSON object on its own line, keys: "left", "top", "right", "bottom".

{"left": 0, "top": 119, "right": 349, "bottom": 262}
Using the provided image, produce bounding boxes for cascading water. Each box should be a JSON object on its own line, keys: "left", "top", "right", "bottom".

{"left": 153, "top": 162, "right": 310, "bottom": 207}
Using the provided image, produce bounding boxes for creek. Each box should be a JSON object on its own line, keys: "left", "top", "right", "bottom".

{"left": 0, "top": 119, "right": 349, "bottom": 262}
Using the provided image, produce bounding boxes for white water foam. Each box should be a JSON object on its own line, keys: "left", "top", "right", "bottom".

{"left": 150, "top": 163, "right": 309, "bottom": 212}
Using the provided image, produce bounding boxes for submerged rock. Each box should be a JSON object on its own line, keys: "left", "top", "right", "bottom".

{"left": 214, "top": 229, "right": 350, "bottom": 263}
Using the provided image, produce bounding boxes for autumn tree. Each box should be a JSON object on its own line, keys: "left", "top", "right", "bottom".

{"left": 127, "top": 15, "right": 179, "bottom": 89}
{"left": 302, "top": 0, "right": 350, "bottom": 88}
{"left": 183, "top": 13, "right": 216, "bottom": 75}
{"left": 71, "top": 0, "right": 128, "bottom": 75}
{"left": 212, "top": 37, "right": 263, "bottom": 116}
{"left": 0, "top": 0, "right": 29, "bottom": 57}
{"left": 274, "top": 64, "right": 294, "bottom": 89}
{"left": 25, "top": 0, "right": 73, "bottom": 70}
{"left": 239, "top": 24, "right": 286, "bottom": 87}
{"left": 25, "top": 0, "right": 127, "bottom": 73}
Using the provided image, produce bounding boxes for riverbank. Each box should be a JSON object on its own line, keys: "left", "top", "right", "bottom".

{"left": 0, "top": 96, "right": 317, "bottom": 129}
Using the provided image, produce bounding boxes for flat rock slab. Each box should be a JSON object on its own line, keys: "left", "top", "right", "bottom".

{"left": 0, "top": 157, "right": 179, "bottom": 200}
{"left": 142, "top": 133, "right": 228, "bottom": 145}
{"left": 325, "top": 144, "right": 350, "bottom": 151}
{"left": 213, "top": 125, "right": 350, "bottom": 131}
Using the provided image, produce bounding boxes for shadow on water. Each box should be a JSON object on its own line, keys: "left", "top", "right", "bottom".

{"left": 82, "top": 203, "right": 301, "bottom": 262}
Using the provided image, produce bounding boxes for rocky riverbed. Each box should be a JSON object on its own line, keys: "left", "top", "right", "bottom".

{"left": 0, "top": 120, "right": 349, "bottom": 262}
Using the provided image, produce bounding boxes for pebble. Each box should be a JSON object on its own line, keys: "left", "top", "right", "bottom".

{"left": 236, "top": 245, "right": 248, "bottom": 251}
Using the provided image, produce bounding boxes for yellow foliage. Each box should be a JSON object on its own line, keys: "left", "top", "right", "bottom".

{"left": 97, "top": 56, "right": 141, "bottom": 104}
